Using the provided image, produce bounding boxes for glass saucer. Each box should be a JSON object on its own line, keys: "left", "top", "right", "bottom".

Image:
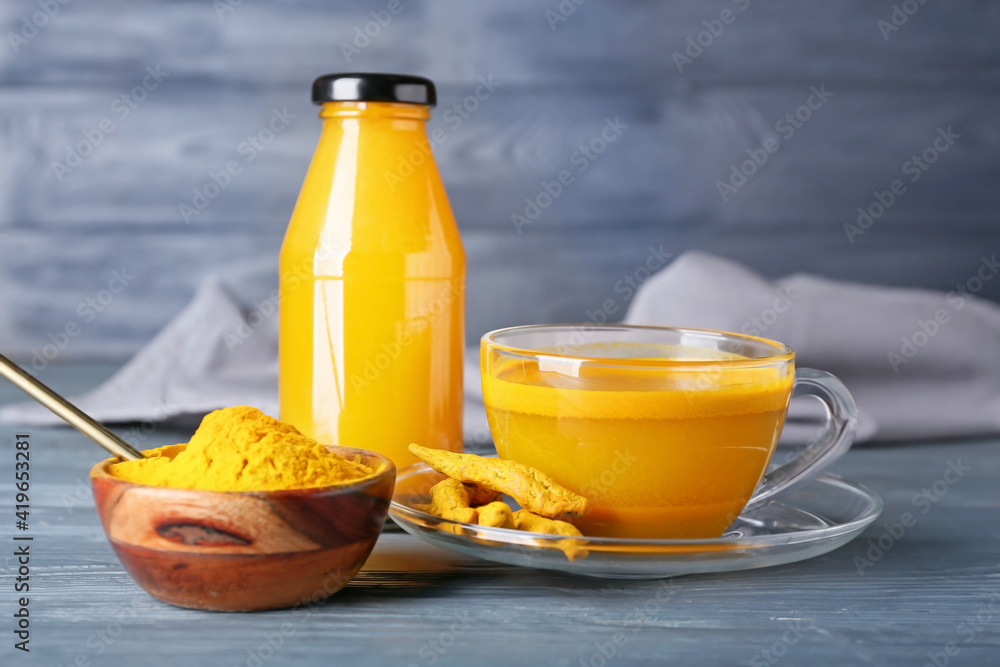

{"left": 388, "top": 464, "right": 882, "bottom": 579}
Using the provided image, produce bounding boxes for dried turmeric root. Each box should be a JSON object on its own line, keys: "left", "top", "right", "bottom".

{"left": 428, "top": 478, "right": 478, "bottom": 524}
{"left": 409, "top": 444, "right": 589, "bottom": 518}
{"left": 464, "top": 483, "right": 501, "bottom": 507}
{"left": 513, "top": 509, "right": 588, "bottom": 561}
{"left": 477, "top": 501, "right": 515, "bottom": 529}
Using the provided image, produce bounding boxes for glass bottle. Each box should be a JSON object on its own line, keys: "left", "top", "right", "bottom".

{"left": 280, "top": 73, "right": 465, "bottom": 468}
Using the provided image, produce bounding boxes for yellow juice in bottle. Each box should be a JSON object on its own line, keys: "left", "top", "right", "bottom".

{"left": 280, "top": 74, "right": 465, "bottom": 468}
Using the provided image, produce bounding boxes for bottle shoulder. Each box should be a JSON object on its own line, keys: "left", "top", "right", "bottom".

{"left": 281, "top": 118, "right": 463, "bottom": 278}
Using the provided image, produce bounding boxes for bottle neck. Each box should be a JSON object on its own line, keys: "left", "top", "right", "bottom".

{"left": 318, "top": 101, "right": 430, "bottom": 128}
{"left": 316, "top": 102, "right": 433, "bottom": 181}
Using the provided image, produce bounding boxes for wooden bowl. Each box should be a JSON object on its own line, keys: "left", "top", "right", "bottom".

{"left": 90, "top": 445, "right": 395, "bottom": 612}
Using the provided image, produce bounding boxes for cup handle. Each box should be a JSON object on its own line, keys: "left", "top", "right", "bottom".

{"left": 743, "top": 368, "right": 858, "bottom": 512}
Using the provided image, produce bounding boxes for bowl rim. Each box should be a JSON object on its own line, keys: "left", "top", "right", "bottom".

{"left": 90, "top": 442, "right": 396, "bottom": 496}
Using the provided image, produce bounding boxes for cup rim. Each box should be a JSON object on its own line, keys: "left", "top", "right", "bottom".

{"left": 481, "top": 323, "right": 794, "bottom": 368}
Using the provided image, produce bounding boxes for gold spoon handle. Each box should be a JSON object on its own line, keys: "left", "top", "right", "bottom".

{"left": 0, "top": 354, "right": 144, "bottom": 461}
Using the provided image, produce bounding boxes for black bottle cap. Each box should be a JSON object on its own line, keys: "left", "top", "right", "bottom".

{"left": 312, "top": 73, "right": 436, "bottom": 107}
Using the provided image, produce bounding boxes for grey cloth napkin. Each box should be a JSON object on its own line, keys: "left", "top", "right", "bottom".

{"left": 0, "top": 277, "right": 280, "bottom": 427}
{"left": 4, "top": 252, "right": 998, "bottom": 443}
{"left": 0, "top": 276, "right": 493, "bottom": 444}
{"left": 624, "top": 252, "right": 1000, "bottom": 442}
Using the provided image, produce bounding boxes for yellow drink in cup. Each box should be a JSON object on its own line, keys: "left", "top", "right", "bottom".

{"left": 482, "top": 326, "right": 856, "bottom": 539}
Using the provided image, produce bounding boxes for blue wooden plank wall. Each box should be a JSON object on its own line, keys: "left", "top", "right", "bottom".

{"left": 0, "top": 0, "right": 998, "bottom": 361}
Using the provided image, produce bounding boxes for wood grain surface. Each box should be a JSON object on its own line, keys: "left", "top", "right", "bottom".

{"left": 1, "top": 364, "right": 998, "bottom": 664}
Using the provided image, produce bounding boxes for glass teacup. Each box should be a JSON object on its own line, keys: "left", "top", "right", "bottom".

{"left": 481, "top": 324, "right": 856, "bottom": 539}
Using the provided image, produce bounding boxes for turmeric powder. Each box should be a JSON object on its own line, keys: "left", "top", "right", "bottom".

{"left": 109, "top": 406, "right": 374, "bottom": 492}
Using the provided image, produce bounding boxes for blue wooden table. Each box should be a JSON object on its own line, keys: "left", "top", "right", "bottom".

{"left": 1, "top": 364, "right": 998, "bottom": 666}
